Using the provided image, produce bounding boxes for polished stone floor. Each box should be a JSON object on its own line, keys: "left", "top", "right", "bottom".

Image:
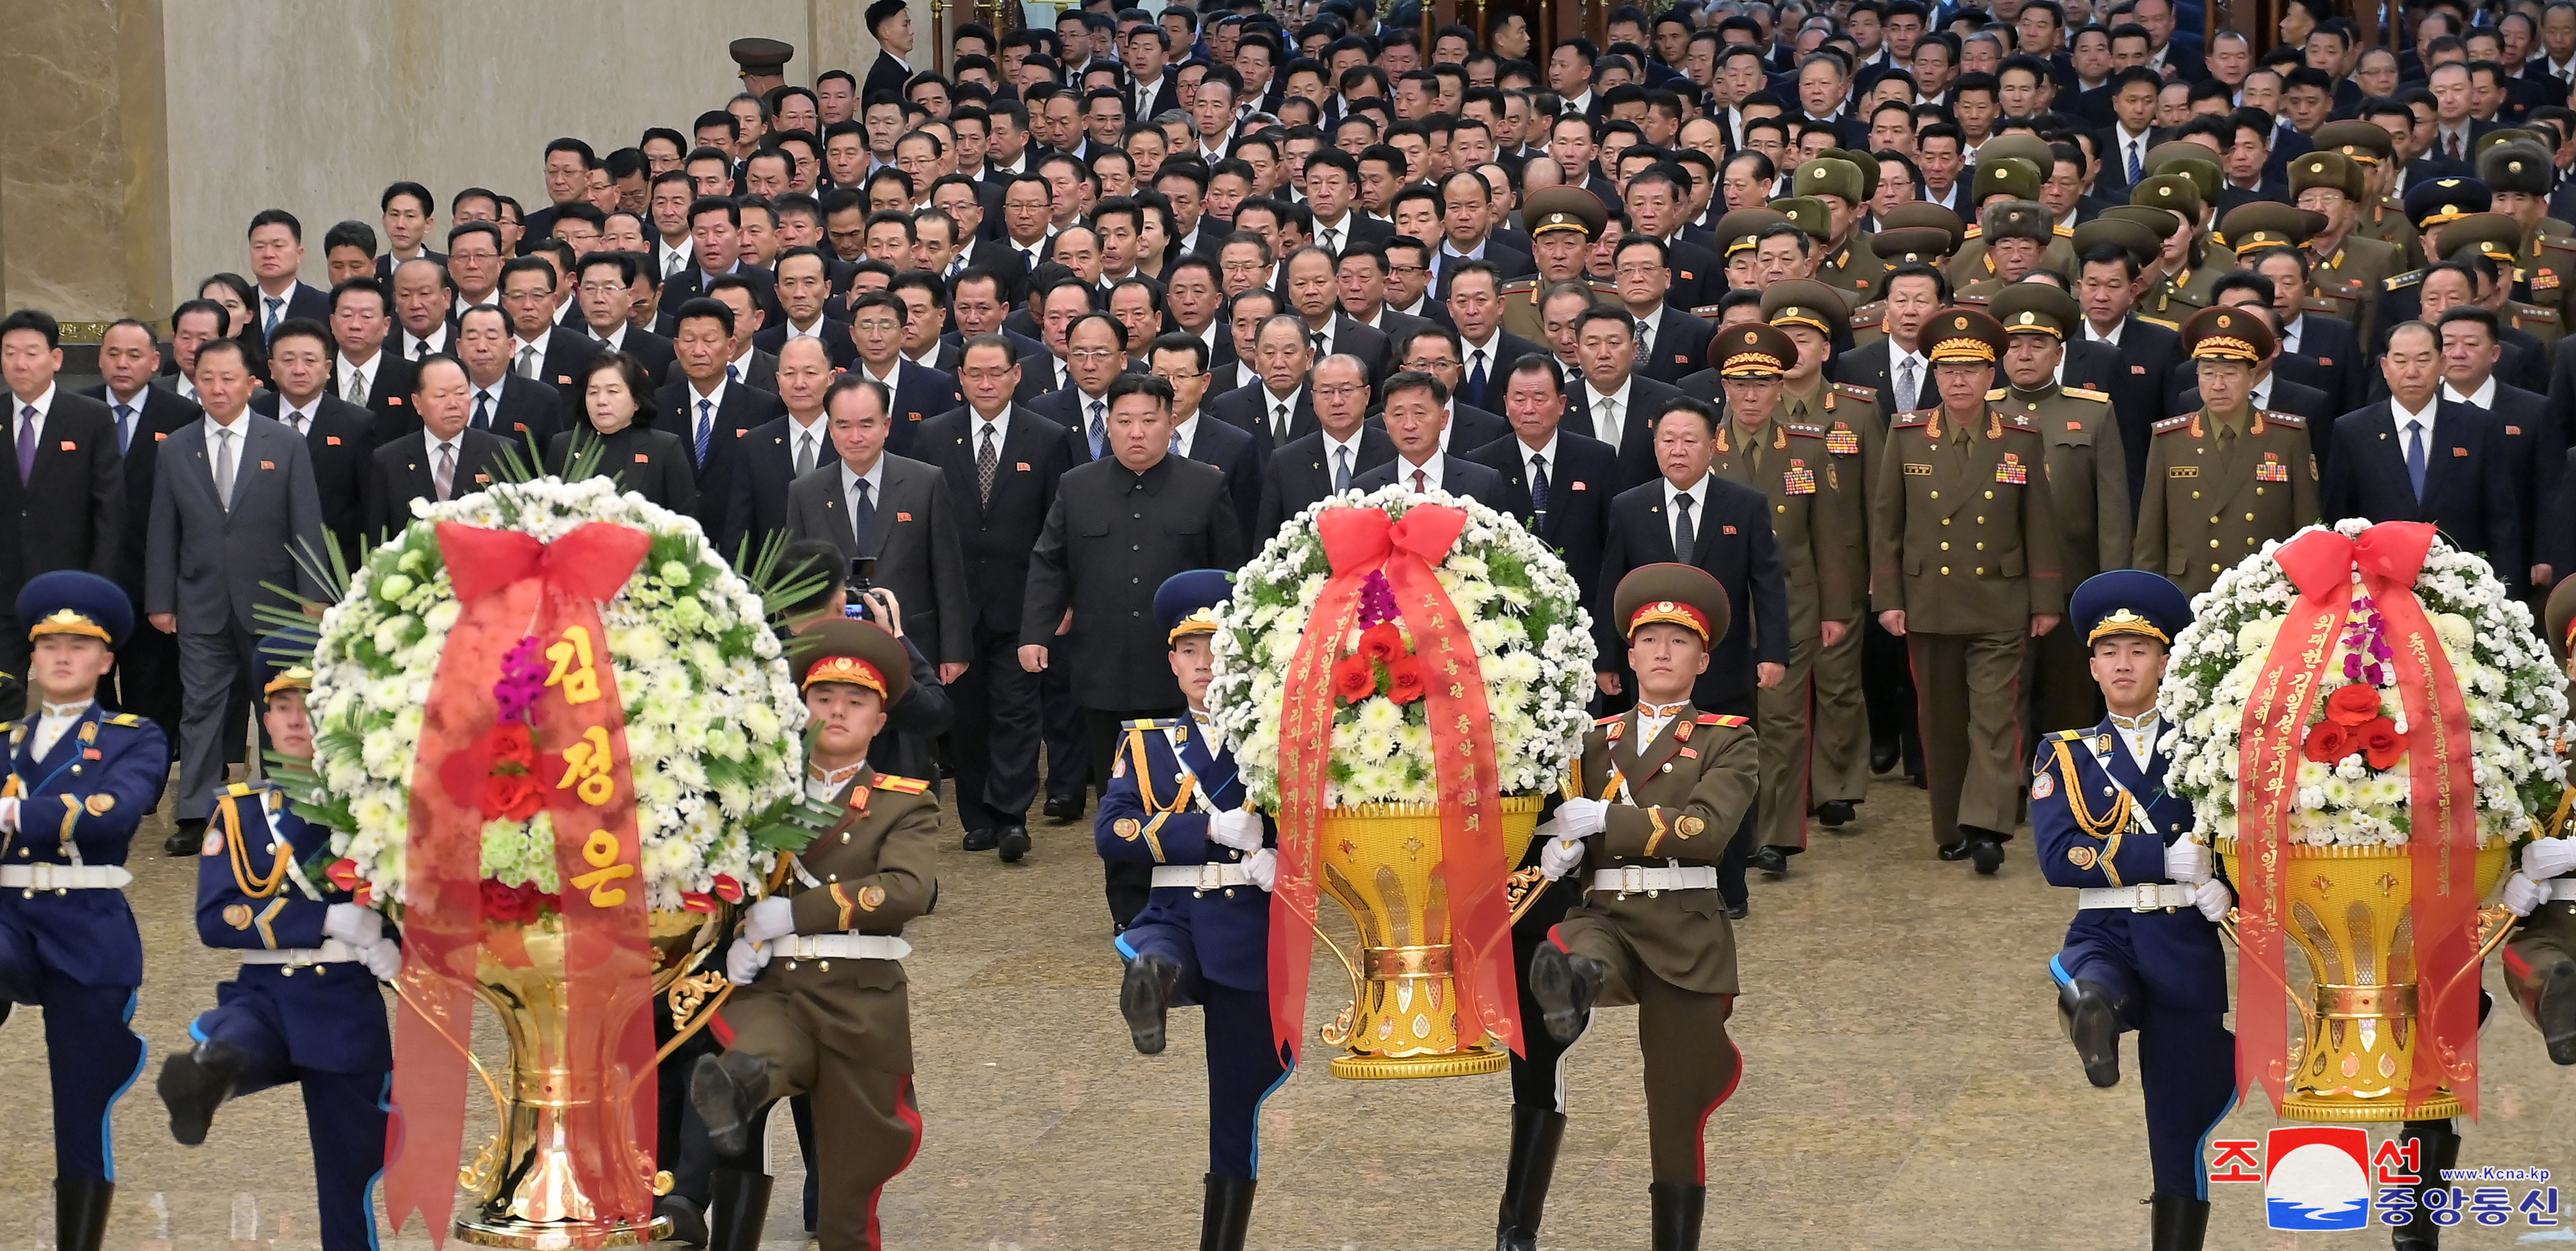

{"left": 1, "top": 769, "right": 2569, "bottom": 1250}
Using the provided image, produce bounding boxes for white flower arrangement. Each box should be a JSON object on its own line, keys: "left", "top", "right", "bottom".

{"left": 2160, "top": 519, "right": 2564, "bottom": 849}
{"left": 301, "top": 476, "right": 809, "bottom": 911}
{"left": 1204, "top": 485, "right": 1595, "bottom": 809}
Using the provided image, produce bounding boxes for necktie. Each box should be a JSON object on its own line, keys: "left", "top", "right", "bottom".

{"left": 346, "top": 366, "right": 367, "bottom": 403}
{"left": 516, "top": 345, "right": 538, "bottom": 379}
{"left": 11, "top": 405, "right": 34, "bottom": 484}
{"left": 1088, "top": 400, "right": 1106, "bottom": 458}
{"left": 2448, "top": 131, "right": 2462, "bottom": 162}
{"left": 796, "top": 427, "right": 817, "bottom": 475}
{"left": 1466, "top": 349, "right": 1488, "bottom": 408}
{"left": 2406, "top": 419, "right": 2428, "bottom": 502}
{"left": 113, "top": 404, "right": 133, "bottom": 454}
{"left": 1671, "top": 491, "right": 1696, "bottom": 559}
{"left": 2127, "top": 139, "right": 2143, "bottom": 183}
{"left": 1601, "top": 397, "right": 1622, "bottom": 447}
{"left": 473, "top": 391, "right": 491, "bottom": 431}
{"left": 415, "top": 337, "right": 432, "bottom": 360}
{"left": 693, "top": 399, "right": 715, "bottom": 465}
{"left": 1332, "top": 445, "right": 1351, "bottom": 493}
{"left": 1530, "top": 453, "right": 1551, "bottom": 522}
{"left": 263, "top": 297, "right": 283, "bottom": 337}
{"left": 977, "top": 422, "right": 998, "bottom": 503}
{"left": 433, "top": 442, "right": 455, "bottom": 502}
{"left": 213, "top": 427, "right": 236, "bottom": 509}
{"left": 851, "top": 477, "right": 876, "bottom": 552}
{"left": 1897, "top": 357, "right": 1920, "bottom": 413}
{"left": 1170, "top": 428, "right": 1184, "bottom": 455}
{"left": 1321, "top": 225, "right": 1340, "bottom": 253}
{"left": 726, "top": 362, "right": 741, "bottom": 385}
{"left": 1412, "top": 467, "right": 1428, "bottom": 493}
{"left": 1273, "top": 401, "right": 1292, "bottom": 444}
{"left": 1311, "top": 330, "right": 1327, "bottom": 357}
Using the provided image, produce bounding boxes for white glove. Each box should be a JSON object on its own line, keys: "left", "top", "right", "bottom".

{"left": 2524, "top": 836, "right": 2576, "bottom": 880}
{"left": 323, "top": 902, "right": 384, "bottom": 947}
{"left": 1551, "top": 798, "right": 1609, "bottom": 838}
{"left": 1208, "top": 809, "right": 1265, "bottom": 852}
{"left": 1539, "top": 837, "right": 1586, "bottom": 881}
{"left": 357, "top": 939, "right": 402, "bottom": 983}
{"left": 2192, "top": 879, "right": 2233, "bottom": 923}
{"left": 2501, "top": 871, "right": 2550, "bottom": 917}
{"left": 742, "top": 897, "right": 797, "bottom": 943}
{"left": 1243, "top": 847, "right": 1278, "bottom": 892}
{"left": 2164, "top": 840, "right": 2213, "bottom": 885}
{"left": 725, "top": 939, "right": 772, "bottom": 986}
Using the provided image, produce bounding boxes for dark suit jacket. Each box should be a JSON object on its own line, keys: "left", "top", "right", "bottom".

{"left": 2099, "top": 316, "right": 2187, "bottom": 503}
{"left": 1464, "top": 430, "right": 1620, "bottom": 610}
{"left": 2452, "top": 382, "right": 2565, "bottom": 574}
{"left": 523, "top": 328, "right": 605, "bottom": 404}
{"left": 468, "top": 375, "right": 566, "bottom": 464}
{"left": 721, "top": 413, "right": 830, "bottom": 559}
{"left": 1253, "top": 427, "right": 1397, "bottom": 538}
{"left": 656, "top": 378, "right": 789, "bottom": 539}
{"left": 955, "top": 240, "right": 1035, "bottom": 303}
{"left": 1566, "top": 373, "right": 1689, "bottom": 490}
{"left": 590, "top": 327, "right": 678, "bottom": 390}
{"left": 1185, "top": 412, "right": 1264, "bottom": 550}
{"left": 547, "top": 425, "right": 697, "bottom": 514}
{"left": 146, "top": 415, "right": 326, "bottom": 633}
{"left": 0, "top": 391, "right": 124, "bottom": 609}
{"left": 332, "top": 350, "right": 419, "bottom": 444}
{"left": 1021, "top": 454, "right": 1247, "bottom": 710}
{"left": 1435, "top": 244, "right": 1535, "bottom": 299}
{"left": 2279, "top": 312, "right": 2368, "bottom": 425}
{"left": 2320, "top": 400, "right": 2521, "bottom": 587}
{"left": 857, "top": 361, "right": 965, "bottom": 459}
{"left": 1662, "top": 239, "right": 1725, "bottom": 312}
{"left": 912, "top": 406, "right": 1071, "bottom": 635}
{"left": 1311, "top": 315, "right": 1394, "bottom": 390}
{"left": 784, "top": 454, "right": 974, "bottom": 664}
{"left": 1596, "top": 475, "right": 1790, "bottom": 718}
{"left": 1452, "top": 330, "right": 1547, "bottom": 414}
{"left": 1637, "top": 306, "right": 1718, "bottom": 386}
{"left": 753, "top": 321, "right": 858, "bottom": 372}
{"left": 1347, "top": 453, "right": 1512, "bottom": 512}
{"left": 654, "top": 264, "right": 786, "bottom": 334}
{"left": 1204, "top": 382, "right": 1319, "bottom": 463}
{"left": 374, "top": 250, "right": 446, "bottom": 285}
{"left": 85, "top": 384, "right": 199, "bottom": 597}
{"left": 249, "top": 394, "right": 375, "bottom": 563}
{"left": 254, "top": 285, "right": 332, "bottom": 346}
{"left": 363, "top": 428, "right": 511, "bottom": 538}
{"left": 862, "top": 51, "right": 911, "bottom": 105}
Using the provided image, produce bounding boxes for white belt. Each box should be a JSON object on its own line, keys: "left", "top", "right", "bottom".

{"left": 0, "top": 863, "right": 132, "bottom": 891}
{"left": 1152, "top": 863, "right": 1256, "bottom": 890}
{"left": 2547, "top": 879, "right": 2576, "bottom": 902}
{"left": 2078, "top": 883, "right": 2199, "bottom": 911}
{"left": 775, "top": 933, "right": 911, "bottom": 962}
{"left": 238, "top": 939, "right": 362, "bottom": 966}
{"left": 1590, "top": 864, "right": 1719, "bottom": 894}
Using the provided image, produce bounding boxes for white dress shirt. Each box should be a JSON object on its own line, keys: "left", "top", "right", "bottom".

{"left": 2084, "top": 319, "right": 2126, "bottom": 346}
{"left": 2111, "top": 709, "right": 2162, "bottom": 773}
{"left": 788, "top": 409, "right": 830, "bottom": 474}
{"left": 728, "top": 346, "right": 759, "bottom": 384}
{"left": 275, "top": 399, "right": 317, "bottom": 437}
{"left": 2442, "top": 376, "right": 2498, "bottom": 409}
{"left": 402, "top": 326, "right": 451, "bottom": 359}
{"left": 1394, "top": 451, "right": 1444, "bottom": 493}
{"left": 1173, "top": 411, "right": 1202, "bottom": 458}
{"left": 1518, "top": 433, "right": 1561, "bottom": 496}
{"left": 335, "top": 352, "right": 381, "bottom": 402}
{"left": 1584, "top": 375, "right": 1637, "bottom": 449}
{"left": 511, "top": 335, "right": 552, "bottom": 382}
{"left": 1260, "top": 385, "right": 1306, "bottom": 441}
{"left": 1321, "top": 426, "right": 1367, "bottom": 487}
{"left": 10, "top": 382, "right": 55, "bottom": 449}
{"left": 1662, "top": 471, "right": 1710, "bottom": 555}
{"left": 30, "top": 699, "right": 93, "bottom": 761}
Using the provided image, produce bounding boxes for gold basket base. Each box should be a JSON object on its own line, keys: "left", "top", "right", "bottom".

{"left": 2281, "top": 1091, "right": 2464, "bottom": 1124}
{"left": 451, "top": 1214, "right": 673, "bottom": 1249}
{"left": 1329, "top": 1047, "right": 1510, "bottom": 1080}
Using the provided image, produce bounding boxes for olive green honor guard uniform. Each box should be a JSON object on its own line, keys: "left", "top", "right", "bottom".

{"left": 2129, "top": 308, "right": 2320, "bottom": 599}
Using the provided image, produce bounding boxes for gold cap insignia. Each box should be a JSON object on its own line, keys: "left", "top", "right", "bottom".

{"left": 2018, "top": 312, "right": 2036, "bottom": 325}
{"left": 1549, "top": 212, "right": 1566, "bottom": 224}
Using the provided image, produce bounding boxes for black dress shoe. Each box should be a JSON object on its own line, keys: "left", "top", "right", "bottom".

{"left": 157, "top": 1039, "right": 245, "bottom": 1145}
{"left": 1937, "top": 841, "right": 1973, "bottom": 861}
{"left": 1815, "top": 800, "right": 1857, "bottom": 828}
{"left": 1870, "top": 740, "right": 1900, "bottom": 774}
{"left": 2056, "top": 979, "right": 2125, "bottom": 1088}
{"left": 1748, "top": 846, "right": 1792, "bottom": 875}
{"left": 1526, "top": 943, "right": 1605, "bottom": 1044}
{"left": 655, "top": 1194, "right": 708, "bottom": 1248}
{"left": 690, "top": 1052, "right": 775, "bottom": 1157}
{"left": 165, "top": 818, "right": 207, "bottom": 857}
{"left": 961, "top": 827, "right": 999, "bottom": 852}
{"left": 997, "top": 824, "right": 1031, "bottom": 862}
{"left": 1723, "top": 899, "right": 1748, "bottom": 920}
{"left": 1971, "top": 838, "right": 2005, "bottom": 875}
{"left": 1121, "top": 952, "right": 1180, "bottom": 1055}
{"left": 1043, "top": 796, "right": 1084, "bottom": 823}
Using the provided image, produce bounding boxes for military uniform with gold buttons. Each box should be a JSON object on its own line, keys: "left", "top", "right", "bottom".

{"left": 2310, "top": 122, "right": 2421, "bottom": 265}
{"left": 1953, "top": 199, "right": 2065, "bottom": 305}
{"left": 695, "top": 620, "right": 938, "bottom": 1251}
{"left": 2287, "top": 149, "right": 2403, "bottom": 342}
{"left": 1770, "top": 286, "right": 1884, "bottom": 816}
{"left": 2442, "top": 209, "right": 2571, "bottom": 350}
{"left": 2130, "top": 173, "right": 2219, "bottom": 321}
{"left": 1869, "top": 308, "right": 2067, "bottom": 867}
{"left": 2130, "top": 307, "right": 2319, "bottom": 598}
{"left": 1844, "top": 211, "right": 1966, "bottom": 350}
{"left": 1501, "top": 187, "right": 1614, "bottom": 345}
{"left": 1797, "top": 155, "right": 1889, "bottom": 303}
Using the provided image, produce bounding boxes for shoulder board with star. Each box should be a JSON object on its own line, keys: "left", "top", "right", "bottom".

{"left": 2260, "top": 409, "right": 2305, "bottom": 428}
{"left": 2154, "top": 413, "right": 2195, "bottom": 433}
{"left": 2062, "top": 386, "right": 2111, "bottom": 402}
{"left": 2135, "top": 314, "right": 2179, "bottom": 330}
{"left": 1499, "top": 277, "right": 1542, "bottom": 295}
{"left": 873, "top": 775, "right": 932, "bottom": 795}
{"left": 1892, "top": 410, "right": 1934, "bottom": 429}
{"left": 2543, "top": 234, "right": 2576, "bottom": 251}
{"left": 1953, "top": 292, "right": 1991, "bottom": 306}
{"left": 1697, "top": 713, "right": 1751, "bottom": 727}
{"left": 1691, "top": 304, "right": 1727, "bottom": 320}
{"left": 1962, "top": 224, "right": 1983, "bottom": 238}
{"left": 2047, "top": 728, "right": 2087, "bottom": 741}
{"left": 2300, "top": 294, "right": 2344, "bottom": 314}
{"left": 1849, "top": 300, "right": 1887, "bottom": 328}
{"left": 1984, "top": 387, "right": 2009, "bottom": 400}
{"left": 1785, "top": 422, "right": 1826, "bottom": 438}
{"left": 2052, "top": 223, "right": 2076, "bottom": 237}
{"left": 2385, "top": 268, "right": 2423, "bottom": 291}
{"left": 1832, "top": 382, "right": 1877, "bottom": 399}
{"left": 1594, "top": 713, "right": 1626, "bottom": 726}
{"left": 1998, "top": 412, "right": 2037, "bottom": 431}
{"left": 2514, "top": 302, "right": 2562, "bottom": 324}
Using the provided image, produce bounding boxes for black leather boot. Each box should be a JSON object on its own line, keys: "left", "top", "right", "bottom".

{"left": 2150, "top": 1191, "right": 2210, "bottom": 1251}
{"left": 1121, "top": 952, "right": 1181, "bottom": 1055}
{"left": 690, "top": 1052, "right": 775, "bottom": 1156}
{"left": 2056, "top": 979, "right": 2128, "bottom": 1088}
{"left": 2392, "top": 1120, "right": 2462, "bottom": 1250}
{"left": 1493, "top": 1105, "right": 1567, "bottom": 1251}
{"left": 1526, "top": 943, "right": 1605, "bottom": 1045}
{"left": 703, "top": 1169, "right": 773, "bottom": 1251}
{"left": 1198, "top": 1172, "right": 1256, "bottom": 1251}
{"left": 654, "top": 1193, "right": 708, "bottom": 1248}
{"left": 1964, "top": 825, "right": 2007, "bottom": 874}
{"left": 2530, "top": 954, "right": 2576, "bottom": 1065}
{"left": 55, "top": 1178, "right": 113, "bottom": 1251}
{"left": 1649, "top": 1181, "right": 1704, "bottom": 1251}
{"left": 156, "top": 1037, "right": 245, "bottom": 1145}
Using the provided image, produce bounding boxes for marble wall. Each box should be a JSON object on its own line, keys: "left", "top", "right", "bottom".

{"left": 0, "top": 0, "right": 173, "bottom": 335}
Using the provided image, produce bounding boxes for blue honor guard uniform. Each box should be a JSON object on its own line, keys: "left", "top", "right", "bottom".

{"left": 158, "top": 661, "right": 395, "bottom": 1251}
{"left": 1099, "top": 571, "right": 1287, "bottom": 1251}
{"left": 0, "top": 572, "right": 169, "bottom": 1251}
{"left": 2031, "top": 572, "right": 2233, "bottom": 1251}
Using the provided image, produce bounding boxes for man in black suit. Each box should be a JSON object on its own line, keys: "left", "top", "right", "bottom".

{"left": 845, "top": 290, "right": 962, "bottom": 458}
{"left": 2434, "top": 305, "right": 2562, "bottom": 595}
{"left": 570, "top": 251, "right": 678, "bottom": 384}
{"left": 2072, "top": 231, "right": 2190, "bottom": 502}
{"left": 363, "top": 355, "right": 512, "bottom": 538}
{"left": 1020, "top": 372, "right": 1248, "bottom": 925}
{"left": 320, "top": 276, "right": 415, "bottom": 441}
{"left": 0, "top": 308, "right": 125, "bottom": 713}
{"left": 657, "top": 198, "right": 786, "bottom": 333}
{"left": 658, "top": 297, "right": 788, "bottom": 540}
{"left": 87, "top": 318, "right": 196, "bottom": 739}
{"left": 1253, "top": 354, "right": 1390, "bottom": 536}
{"left": 497, "top": 257, "right": 603, "bottom": 411}
{"left": 1302, "top": 149, "right": 1396, "bottom": 258}
{"left": 1148, "top": 332, "right": 1262, "bottom": 550}
{"left": 913, "top": 333, "right": 1070, "bottom": 858}
{"left": 782, "top": 375, "right": 973, "bottom": 673}
{"left": 1444, "top": 261, "right": 1546, "bottom": 416}
{"left": 1613, "top": 236, "right": 1718, "bottom": 386}
{"left": 945, "top": 268, "right": 1053, "bottom": 403}
{"left": 1432, "top": 173, "right": 1537, "bottom": 298}
{"left": 705, "top": 277, "right": 782, "bottom": 394}
{"left": 752, "top": 247, "right": 856, "bottom": 371}
{"left": 244, "top": 209, "right": 333, "bottom": 346}
{"left": 721, "top": 337, "right": 838, "bottom": 558}
{"left": 2269, "top": 292, "right": 2369, "bottom": 426}
{"left": 1565, "top": 307, "right": 1690, "bottom": 489}
{"left": 1348, "top": 371, "right": 1513, "bottom": 510}
{"left": 1390, "top": 326, "right": 1511, "bottom": 451}
{"left": 1463, "top": 354, "right": 1620, "bottom": 613}
{"left": 453, "top": 305, "right": 564, "bottom": 464}
{"left": 2322, "top": 319, "right": 2521, "bottom": 585}
{"left": 861, "top": 0, "right": 919, "bottom": 102}
{"left": 1205, "top": 312, "right": 1319, "bottom": 462}
{"left": 1282, "top": 247, "right": 1394, "bottom": 390}
{"left": 1335, "top": 246, "right": 1437, "bottom": 347}
{"left": 249, "top": 319, "right": 375, "bottom": 565}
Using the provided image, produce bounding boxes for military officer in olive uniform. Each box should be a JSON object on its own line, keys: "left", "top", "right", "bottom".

{"left": 1707, "top": 207, "right": 1794, "bottom": 301}
{"left": 1955, "top": 200, "right": 2063, "bottom": 303}
{"left": 2483, "top": 142, "right": 2576, "bottom": 326}
{"left": 1943, "top": 156, "right": 2063, "bottom": 290}
{"left": 2309, "top": 121, "right": 2420, "bottom": 265}
{"left": 1504, "top": 188, "right": 1614, "bottom": 346}
{"left": 2132, "top": 174, "right": 2220, "bottom": 321}
{"left": 693, "top": 619, "right": 939, "bottom": 1251}
{"left": 2287, "top": 149, "right": 2404, "bottom": 341}
{"left": 1706, "top": 323, "right": 1857, "bottom": 870}
{"left": 2376, "top": 177, "right": 2492, "bottom": 341}
{"left": 2443, "top": 211, "right": 2569, "bottom": 348}
{"left": 1870, "top": 308, "right": 2067, "bottom": 873}
{"left": 1845, "top": 207, "right": 1967, "bottom": 347}
{"left": 2130, "top": 306, "right": 2319, "bottom": 598}
{"left": 1798, "top": 155, "right": 1888, "bottom": 303}
{"left": 2503, "top": 578, "right": 2576, "bottom": 1068}
{"left": 1523, "top": 563, "right": 1759, "bottom": 1251}
{"left": 1989, "top": 284, "right": 2131, "bottom": 733}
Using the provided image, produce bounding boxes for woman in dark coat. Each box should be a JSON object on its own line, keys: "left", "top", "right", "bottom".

{"left": 551, "top": 352, "right": 697, "bottom": 513}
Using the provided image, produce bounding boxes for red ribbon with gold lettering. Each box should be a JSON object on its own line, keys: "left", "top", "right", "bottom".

{"left": 1269, "top": 504, "right": 1522, "bottom": 1060}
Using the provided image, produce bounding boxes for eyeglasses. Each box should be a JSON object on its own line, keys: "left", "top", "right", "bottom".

{"left": 1408, "top": 358, "right": 1461, "bottom": 372}
{"left": 1153, "top": 369, "right": 1204, "bottom": 382}
{"left": 1313, "top": 382, "right": 1368, "bottom": 397}
{"left": 1068, "top": 348, "right": 1119, "bottom": 362}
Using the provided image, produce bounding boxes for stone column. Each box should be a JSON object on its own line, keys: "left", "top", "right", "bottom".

{"left": 0, "top": 0, "right": 173, "bottom": 334}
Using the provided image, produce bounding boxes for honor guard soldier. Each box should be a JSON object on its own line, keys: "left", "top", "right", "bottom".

{"left": 2032, "top": 571, "right": 2234, "bottom": 1251}
{"left": 2308, "top": 120, "right": 2420, "bottom": 265}
{"left": 1797, "top": 155, "right": 1888, "bottom": 303}
{"left": 1953, "top": 200, "right": 2061, "bottom": 303}
{"left": 2500, "top": 581, "right": 2576, "bottom": 1066}
{"left": 0, "top": 571, "right": 169, "bottom": 1251}
{"left": 157, "top": 661, "right": 400, "bottom": 1251}
{"left": 2131, "top": 306, "right": 2319, "bottom": 598}
{"left": 1522, "top": 564, "right": 1759, "bottom": 1251}
{"left": 693, "top": 619, "right": 938, "bottom": 1251}
{"left": 1708, "top": 323, "right": 1857, "bottom": 873}
{"left": 2131, "top": 174, "right": 2219, "bottom": 321}
{"left": 1504, "top": 189, "right": 1611, "bottom": 346}
{"left": 1988, "top": 283, "right": 2132, "bottom": 731}
{"left": 1869, "top": 308, "right": 2067, "bottom": 872}
{"left": 2287, "top": 149, "right": 2403, "bottom": 340}
{"left": 1099, "top": 571, "right": 1285, "bottom": 1251}
{"left": 2377, "top": 178, "right": 2490, "bottom": 337}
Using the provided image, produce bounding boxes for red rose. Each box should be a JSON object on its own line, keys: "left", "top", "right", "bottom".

{"left": 1332, "top": 654, "right": 1378, "bottom": 702}
{"left": 480, "top": 879, "right": 540, "bottom": 923}
{"left": 1358, "top": 622, "right": 1406, "bottom": 663}
{"left": 2302, "top": 720, "right": 2356, "bottom": 764}
{"left": 482, "top": 771, "right": 544, "bottom": 822}
{"left": 2325, "top": 684, "right": 2383, "bottom": 727}
{"left": 1385, "top": 655, "right": 1427, "bottom": 704}
{"left": 2362, "top": 717, "right": 2407, "bottom": 771}
{"left": 489, "top": 722, "right": 536, "bottom": 769}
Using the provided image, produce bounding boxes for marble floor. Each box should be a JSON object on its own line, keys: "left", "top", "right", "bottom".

{"left": 0, "top": 772, "right": 2569, "bottom": 1250}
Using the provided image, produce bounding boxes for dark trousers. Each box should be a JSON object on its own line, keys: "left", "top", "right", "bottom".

{"left": 1042, "top": 662, "right": 1088, "bottom": 804}
{"left": 947, "top": 623, "right": 1043, "bottom": 834}
{"left": 194, "top": 993, "right": 388, "bottom": 1250}
{"left": 1864, "top": 616, "right": 1920, "bottom": 775}
{"left": 2051, "top": 930, "right": 2235, "bottom": 1197}
{"left": 1087, "top": 706, "right": 1182, "bottom": 925}
{"left": 4, "top": 957, "right": 144, "bottom": 1181}
{"left": 1548, "top": 921, "right": 1743, "bottom": 1185}
{"left": 1115, "top": 926, "right": 1290, "bottom": 1178}
{"left": 0, "top": 616, "right": 26, "bottom": 716}
{"left": 176, "top": 621, "right": 266, "bottom": 822}
{"left": 105, "top": 620, "right": 182, "bottom": 751}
